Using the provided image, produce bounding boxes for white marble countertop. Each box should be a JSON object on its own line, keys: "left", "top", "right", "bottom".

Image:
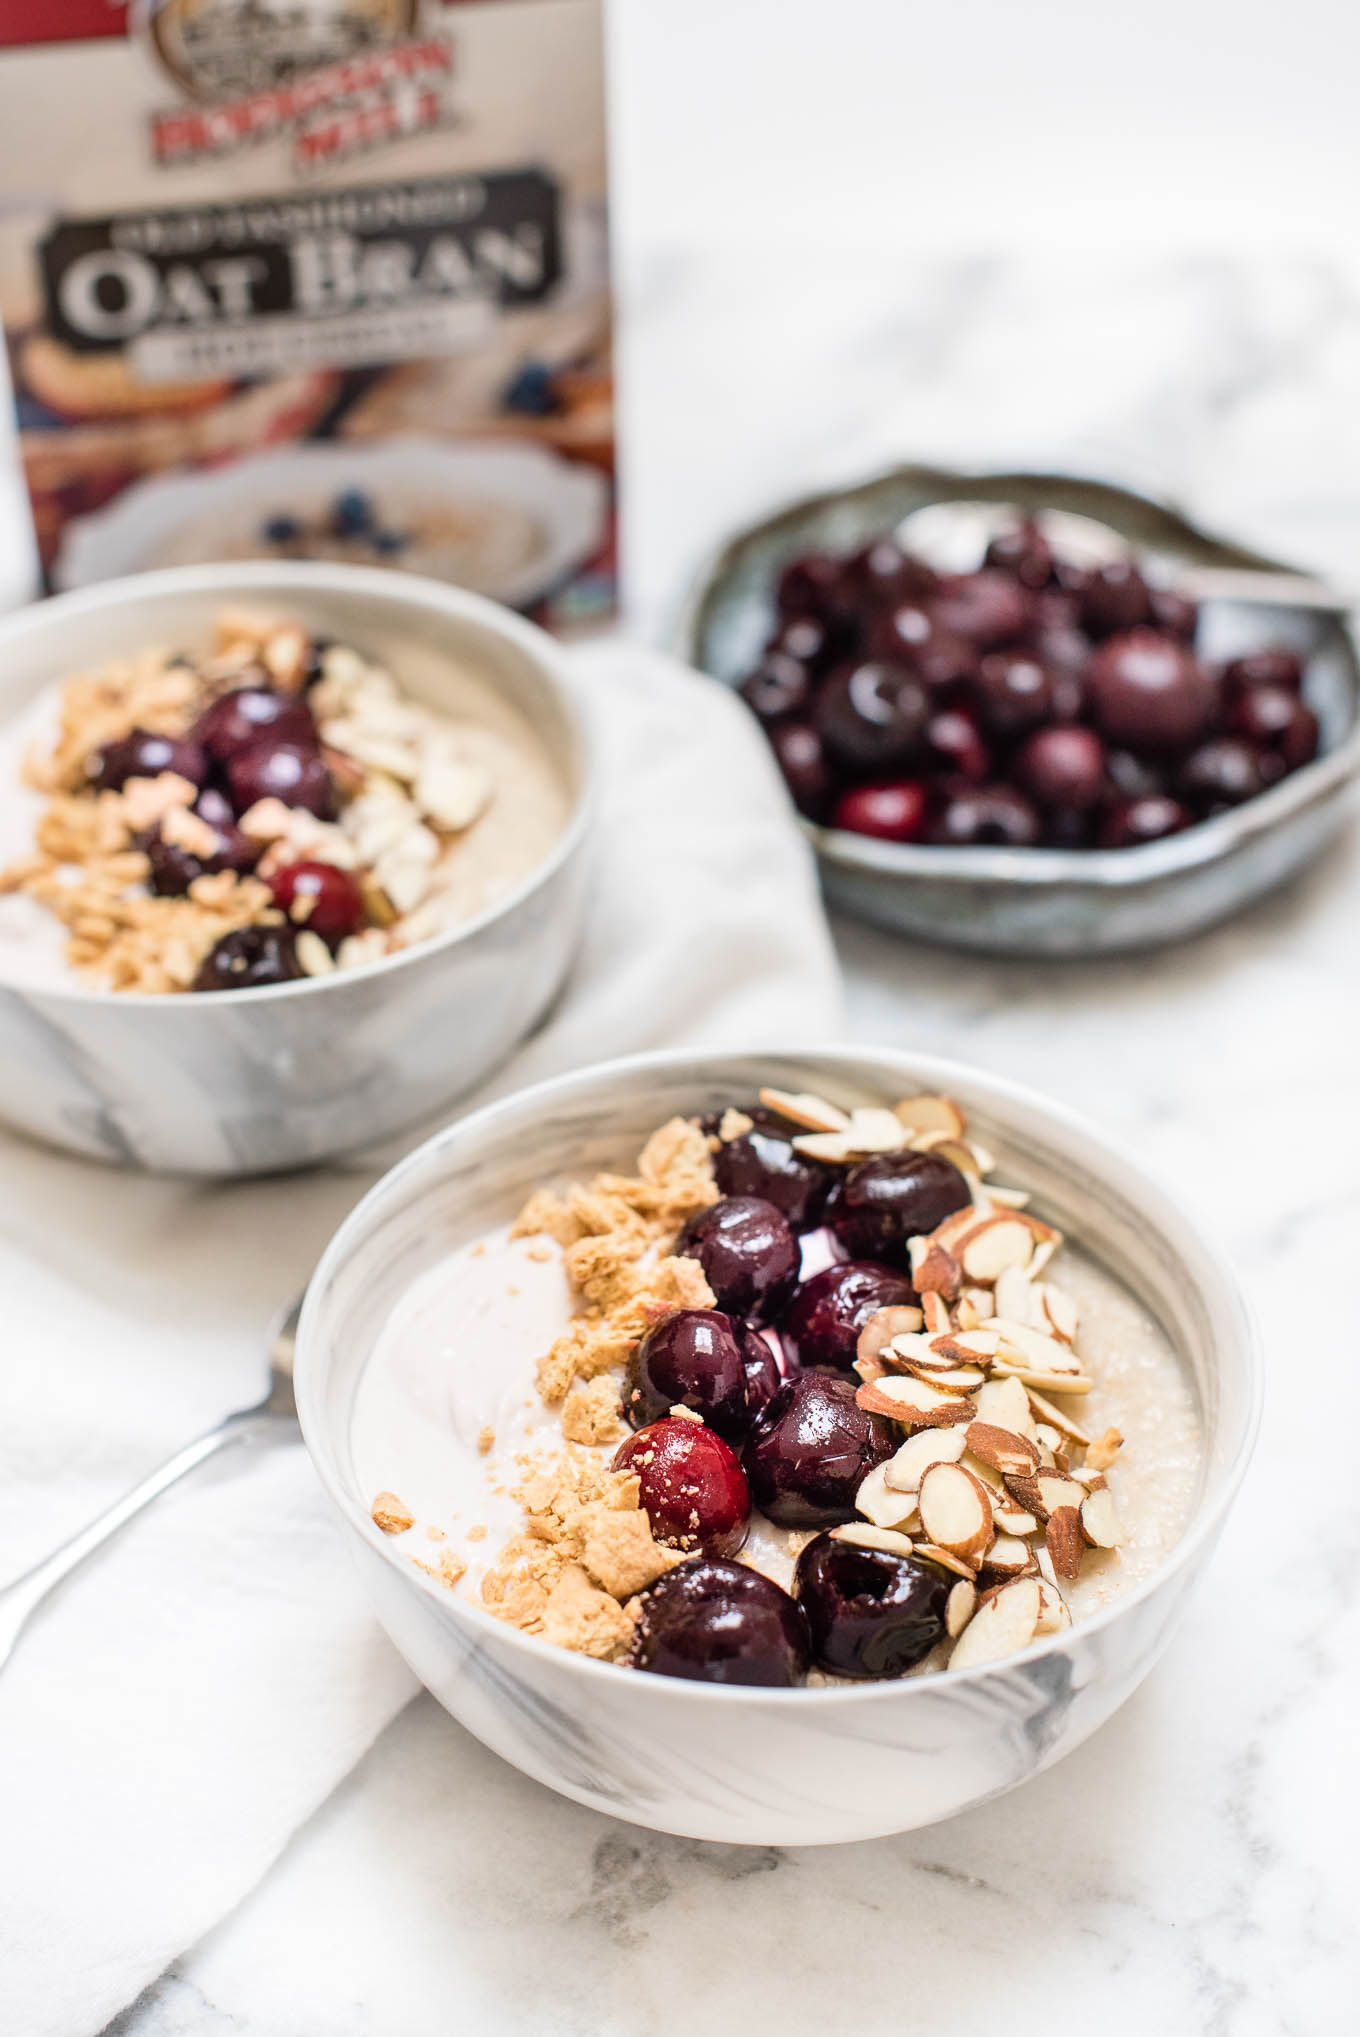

{"left": 3, "top": 4, "right": 1359, "bottom": 2032}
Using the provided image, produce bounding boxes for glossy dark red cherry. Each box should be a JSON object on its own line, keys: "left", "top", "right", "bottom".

{"left": 1099, "top": 794, "right": 1194, "bottom": 848}
{"left": 86, "top": 727, "right": 208, "bottom": 794}
{"left": 1148, "top": 586, "right": 1199, "bottom": 641}
{"left": 625, "top": 1309, "right": 751, "bottom": 1439}
{"left": 142, "top": 788, "right": 260, "bottom": 896}
{"left": 677, "top": 1196, "right": 799, "bottom": 1324}
{"left": 1014, "top": 725, "right": 1107, "bottom": 812}
{"left": 930, "top": 570, "right": 1030, "bottom": 649}
{"left": 628, "top": 1557, "right": 810, "bottom": 1686}
{"left": 1226, "top": 684, "right": 1319, "bottom": 768}
{"left": 925, "top": 707, "right": 991, "bottom": 782}
{"left": 1223, "top": 648, "right": 1304, "bottom": 695}
{"left": 814, "top": 661, "right": 929, "bottom": 773}
{"left": 870, "top": 606, "right": 977, "bottom": 694}
{"left": 841, "top": 537, "right": 935, "bottom": 609}
{"left": 831, "top": 780, "right": 930, "bottom": 842}
{"left": 767, "top": 615, "right": 830, "bottom": 668}
{"left": 928, "top": 785, "right": 1042, "bottom": 847}
{"left": 776, "top": 551, "right": 843, "bottom": 620}
{"left": 974, "top": 651, "right": 1053, "bottom": 738}
{"left": 1079, "top": 560, "right": 1152, "bottom": 637}
{"left": 194, "top": 686, "right": 317, "bottom": 764}
{"left": 779, "top": 1261, "right": 918, "bottom": 1372}
{"left": 740, "top": 1326, "right": 784, "bottom": 1421}
{"left": 711, "top": 1107, "right": 833, "bottom": 1231}
{"left": 613, "top": 1418, "right": 751, "bottom": 1555}
{"left": 795, "top": 1534, "right": 950, "bottom": 1678}
{"left": 225, "top": 740, "right": 336, "bottom": 819}
{"left": 192, "top": 923, "right": 304, "bottom": 991}
{"left": 1104, "top": 747, "right": 1167, "bottom": 800}
{"left": 1177, "top": 737, "right": 1269, "bottom": 812}
{"left": 825, "top": 1150, "right": 970, "bottom": 1267}
{"left": 740, "top": 654, "right": 812, "bottom": 723}
{"left": 1086, "top": 629, "right": 1215, "bottom": 751}
{"left": 769, "top": 720, "right": 835, "bottom": 821}
{"left": 743, "top": 1372, "right": 894, "bottom": 1528}
{"left": 268, "top": 860, "right": 364, "bottom": 944}
{"left": 984, "top": 520, "right": 1054, "bottom": 589}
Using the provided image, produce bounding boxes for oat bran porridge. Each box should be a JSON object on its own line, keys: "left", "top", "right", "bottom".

{"left": 0, "top": 607, "right": 568, "bottom": 994}
{"left": 353, "top": 1085, "right": 1201, "bottom": 1686}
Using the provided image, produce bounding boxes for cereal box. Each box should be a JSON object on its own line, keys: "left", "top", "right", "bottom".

{"left": 0, "top": 0, "right": 614, "bottom": 629}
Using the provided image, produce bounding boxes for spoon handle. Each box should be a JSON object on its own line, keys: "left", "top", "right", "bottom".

{"left": 0, "top": 1404, "right": 273, "bottom": 1670}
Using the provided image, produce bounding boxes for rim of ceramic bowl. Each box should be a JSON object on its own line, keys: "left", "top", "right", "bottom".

{"left": 295, "top": 1043, "right": 1264, "bottom": 1706}
{"left": 0, "top": 560, "right": 596, "bottom": 1007}
{"left": 680, "top": 461, "right": 1360, "bottom": 895}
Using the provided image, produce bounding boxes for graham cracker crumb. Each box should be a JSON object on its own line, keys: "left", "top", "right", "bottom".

{"left": 476, "top": 1425, "right": 496, "bottom": 1455}
{"left": 413, "top": 1548, "right": 468, "bottom": 1591}
{"left": 466, "top": 1524, "right": 487, "bottom": 1542}
{"left": 371, "top": 1491, "right": 415, "bottom": 1534}
{"left": 582, "top": 1508, "right": 676, "bottom": 1598}
{"left": 718, "top": 1107, "right": 754, "bottom": 1141}
{"left": 521, "top": 1118, "right": 718, "bottom": 1406}
{"left": 526, "top": 1241, "right": 555, "bottom": 1263}
{"left": 426, "top": 1524, "right": 447, "bottom": 1542}
{"left": 562, "top": 1374, "right": 626, "bottom": 1446}
{"left": 540, "top": 1563, "right": 635, "bottom": 1659}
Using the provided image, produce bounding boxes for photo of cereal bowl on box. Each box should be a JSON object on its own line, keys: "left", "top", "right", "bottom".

{"left": 54, "top": 438, "right": 610, "bottom": 611}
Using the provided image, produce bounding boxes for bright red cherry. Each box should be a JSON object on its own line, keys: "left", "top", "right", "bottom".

{"left": 268, "top": 860, "right": 364, "bottom": 944}
{"left": 831, "top": 780, "right": 930, "bottom": 842}
{"left": 614, "top": 1418, "right": 751, "bottom": 1556}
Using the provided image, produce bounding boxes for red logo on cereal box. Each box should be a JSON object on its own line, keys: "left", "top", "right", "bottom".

{"left": 144, "top": 0, "right": 453, "bottom": 170}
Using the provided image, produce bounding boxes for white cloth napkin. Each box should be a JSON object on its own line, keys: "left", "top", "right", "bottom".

{"left": 0, "top": 640, "right": 843, "bottom": 2037}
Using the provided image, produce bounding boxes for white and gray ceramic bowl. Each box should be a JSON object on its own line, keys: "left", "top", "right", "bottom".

{"left": 295, "top": 1045, "right": 1260, "bottom": 1846}
{"left": 0, "top": 562, "right": 593, "bottom": 1174}
{"left": 682, "top": 468, "right": 1360, "bottom": 955}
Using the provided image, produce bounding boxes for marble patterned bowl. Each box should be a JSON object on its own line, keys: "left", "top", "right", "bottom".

{"left": 682, "top": 467, "right": 1360, "bottom": 955}
{"left": 295, "top": 1045, "right": 1260, "bottom": 1846}
{"left": 0, "top": 562, "right": 593, "bottom": 1174}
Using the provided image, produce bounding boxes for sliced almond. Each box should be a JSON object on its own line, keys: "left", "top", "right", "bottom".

{"left": 917, "top": 1462, "right": 995, "bottom": 1563}
{"left": 931, "top": 1328, "right": 1001, "bottom": 1362}
{"left": 831, "top": 1522, "right": 917, "bottom": 1557}
{"left": 1085, "top": 1424, "right": 1124, "bottom": 1472}
{"left": 912, "top": 1542, "right": 978, "bottom": 1580}
{"left": 1036, "top": 1541, "right": 1059, "bottom": 1589}
{"left": 758, "top": 1087, "right": 849, "bottom": 1134}
{"left": 986, "top": 1183, "right": 1033, "bottom": 1209}
{"left": 991, "top": 1361, "right": 1093, "bottom": 1396}
{"left": 855, "top": 1304, "right": 925, "bottom": 1367}
{"left": 1027, "top": 1236, "right": 1059, "bottom": 1277}
{"left": 953, "top": 1287, "right": 992, "bottom": 1329}
{"left": 945, "top": 1578, "right": 977, "bottom": 1638}
{"left": 894, "top": 1094, "right": 965, "bottom": 1140}
{"left": 921, "top": 1292, "right": 951, "bottom": 1336}
{"left": 900, "top": 1358, "right": 988, "bottom": 1392}
{"left": 1079, "top": 1484, "right": 1124, "bottom": 1549}
{"left": 907, "top": 1237, "right": 962, "bottom": 1298}
{"left": 991, "top": 1501, "right": 1040, "bottom": 1537}
{"left": 948, "top": 1576, "right": 1041, "bottom": 1669}
{"left": 1004, "top": 1470, "right": 1084, "bottom": 1523}
{"left": 1025, "top": 1386, "right": 1092, "bottom": 1445}
{"left": 965, "top": 1420, "right": 1041, "bottom": 1480}
{"left": 855, "top": 1376, "right": 976, "bottom": 1428}
{"left": 994, "top": 1263, "right": 1036, "bottom": 1327}
{"left": 1038, "top": 1282, "right": 1079, "bottom": 1345}
{"left": 961, "top": 1449, "right": 1004, "bottom": 1492}
{"left": 929, "top": 1137, "right": 991, "bottom": 1179}
{"left": 790, "top": 1131, "right": 855, "bottom": 1163}
{"left": 958, "top": 1217, "right": 1034, "bottom": 1283}
{"left": 1046, "top": 1506, "right": 1084, "bottom": 1581}
{"left": 974, "top": 1374, "right": 1037, "bottom": 1441}
{"left": 882, "top": 1426, "right": 968, "bottom": 1494}
{"left": 854, "top": 1461, "right": 920, "bottom": 1531}
{"left": 1034, "top": 1577, "right": 1072, "bottom": 1635}
{"left": 987, "top": 1318, "right": 1083, "bottom": 1375}
{"left": 843, "top": 1106, "right": 908, "bottom": 1153}
{"left": 979, "top": 1534, "right": 1037, "bottom": 1579}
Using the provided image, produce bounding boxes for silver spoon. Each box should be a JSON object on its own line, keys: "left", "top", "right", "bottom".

{"left": 0, "top": 1295, "right": 303, "bottom": 1670}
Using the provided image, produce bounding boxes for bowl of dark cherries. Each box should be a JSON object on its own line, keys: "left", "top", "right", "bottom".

{"left": 688, "top": 472, "right": 1360, "bottom": 955}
